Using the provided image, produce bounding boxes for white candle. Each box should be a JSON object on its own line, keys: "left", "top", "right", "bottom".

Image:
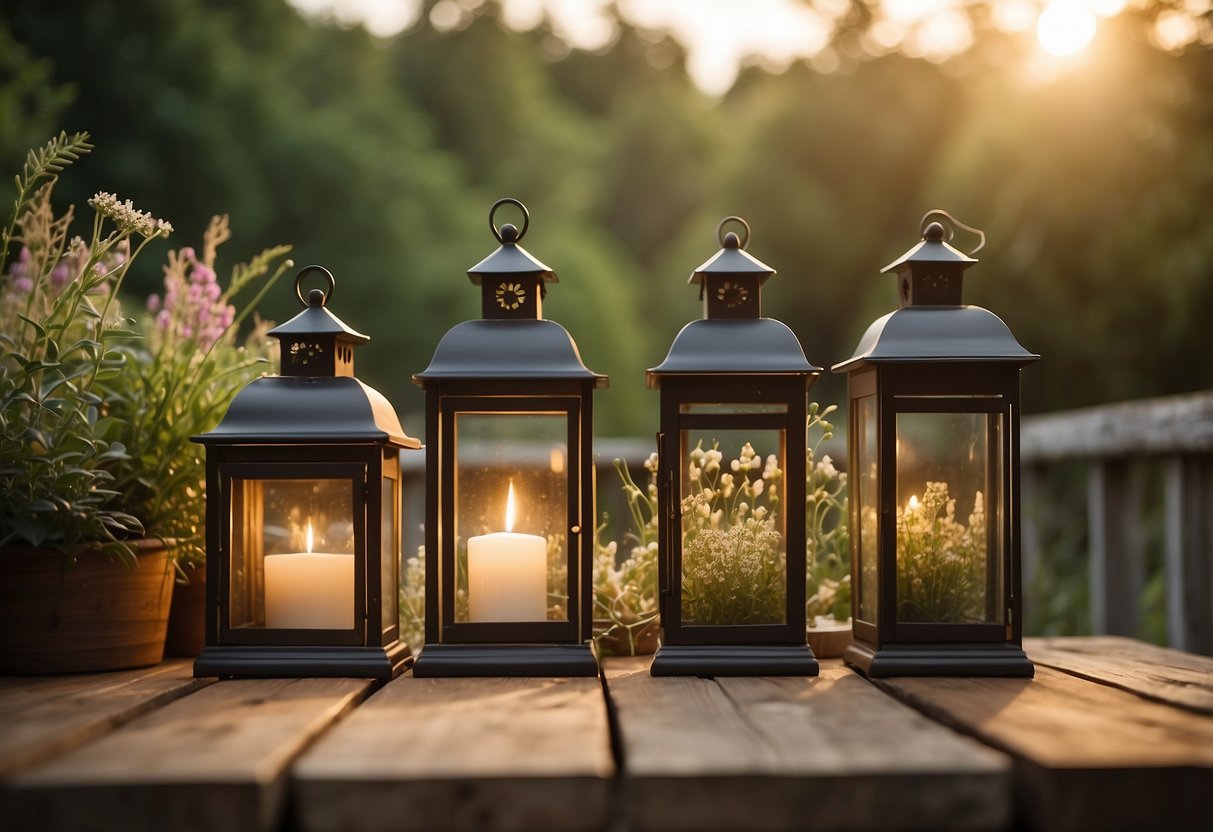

{"left": 467, "top": 481, "right": 547, "bottom": 622}
{"left": 265, "top": 521, "right": 354, "bottom": 629}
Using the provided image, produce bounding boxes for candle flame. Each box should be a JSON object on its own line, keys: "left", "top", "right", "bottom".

{"left": 505, "top": 480, "right": 516, "bottom": 533}
{"left": 908, "top": 495, "right": 919, "bottom": 512}
{"left": 306, "top": 521, "right": 314, "bottom": 554}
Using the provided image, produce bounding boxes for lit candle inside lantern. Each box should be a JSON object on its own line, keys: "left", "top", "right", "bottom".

{"left": 467, "top": 481, "right": 547, "bottom": 622}
{"left": 264, "top": 520, "right": 355, "bottom": 629}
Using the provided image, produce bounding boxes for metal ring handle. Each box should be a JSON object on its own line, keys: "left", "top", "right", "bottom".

{"left": 294, "top": 264, "right": 336, "bottom": 307}
{"left": 716, "top": 215, "right": 751, "bottom": 249}
{"left": 489, "top": 197, "right": 530, "bottom": 244}
{"left": 920, "top": 209, "right": 985, "bottom": 255}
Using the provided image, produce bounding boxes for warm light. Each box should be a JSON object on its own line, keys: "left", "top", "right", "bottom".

{"left": 908, "top": 494, "right": 919, "bottom": 511}
{"left": 305, "top": 520, "right": 314, "bottom": 554}
{"left": 1037, "top": 1, "right": 1097, "bottom": 57}
{"left": 505, "top": 480, "right": 516, "bottom": 534}
{"left": 550, "top": 447, "right": 565, "bottom": 474}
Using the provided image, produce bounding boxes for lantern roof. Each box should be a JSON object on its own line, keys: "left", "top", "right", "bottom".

{"left": 414, "top": 319, "right": 607, "bottom": 385}
{"left": 467, "top": 198, "right": 557, "bottom": 286}
{"left": 467, "top": 233, "right": 555, "bottom": 284}
{"left": 267, "top": 296, "right": 369, "bottom": 343}
{"left": 688, "top": 232, "right": 776, "bottom": 286}
{"left": 832, "top": 306, "right": 1039, "bottom": 371}
{"left": 881, "top": 221, "right": 977, "bottom": 274}
{"left": 647, "top": 319, "right": 820, "bottom": 386}
{"left": 195, "top": 376, "right": 419, "bottom": 447}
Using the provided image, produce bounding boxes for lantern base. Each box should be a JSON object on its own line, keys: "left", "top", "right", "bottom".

{"left": 411, "top": 644, "right": 599, "bottom": 677}
{"left": 650, "top": 644, "right": 819, "bottom": 677}
{"left": 844, "top": 640, "right": 1035, "bottom": 678}
{"left": 194, "top": 641, "right": 412, "bottom": 680}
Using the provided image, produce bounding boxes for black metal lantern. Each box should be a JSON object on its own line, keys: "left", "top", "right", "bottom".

{"left": 648, "top": 217, "right": 821, "bottom": 677}
{"left": 833, "top": 213, "right": 1039, "bottom": 678}
{"left": 193, "top": 266, "right": 419, "bottom": 680}
{"left": 411, "top": 198, "right": 606, "bottom": 677}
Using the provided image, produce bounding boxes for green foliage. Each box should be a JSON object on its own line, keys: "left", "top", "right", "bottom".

{"left": 105, "top": 216, "right": 293, "bottom": 565}
{"left": 593, "top": 456, "right": 660, "bottom": 656}
{"left": 0, "top": 135, "right": 291, "bottom": 565}
{"left": 1, "top": 133, "right": 156, "bottom": 559}
{"left": 805, "top": 403, "right": 851, "bottom": 625}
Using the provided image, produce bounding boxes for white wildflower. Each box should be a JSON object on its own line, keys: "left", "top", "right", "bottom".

{"left": 815, "top": 454, "right": 837, "bottom": 479}
{"left": 89, "top": 192, "right": 173, "bottom": 237}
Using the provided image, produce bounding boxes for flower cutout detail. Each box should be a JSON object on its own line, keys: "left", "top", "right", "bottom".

{"left": 717, "top": 281, "right": 749, "bottom": 308}
{"left": 496, "top": 282, "right": 526, "bottom": 311}
{"left": 290, "top": 341, "right": 324, "bottom": 365}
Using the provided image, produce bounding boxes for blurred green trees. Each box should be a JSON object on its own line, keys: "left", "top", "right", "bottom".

{"left": 3, "top": 0, "right": 1211, "bottom": 437}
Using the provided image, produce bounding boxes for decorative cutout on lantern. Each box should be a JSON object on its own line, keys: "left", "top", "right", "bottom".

{"left": 192, "top": 265, "right": 420, "bottom": 680}
{"left": 411, "top": 198, "right": 607, "bottom": 677}
{"left": 833, "top": 211, "right": 1038, "bottom": 678}
{"left": 496, "top": 282, "right": 526, "bottom": 311}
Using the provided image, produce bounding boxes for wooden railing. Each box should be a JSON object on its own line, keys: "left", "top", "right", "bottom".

{"left": 1021, "top": 390, "right": 1213, "bottom": 655}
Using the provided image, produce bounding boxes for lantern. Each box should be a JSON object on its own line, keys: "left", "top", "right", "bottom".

{"left": 833, "top": 213, "right": 1038, "bottom": 677}
{"left": 411, "top": 198, "right": 606, "bottom": 677}
{"left": 193, "top": 266, "right": 419, "bottom": 680}
{"left": 648, "top": 217, "right": 821, "bottom": 676}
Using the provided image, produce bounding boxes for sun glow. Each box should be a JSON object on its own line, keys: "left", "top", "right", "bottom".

{"left": 1037, "top": 0, "right": 1097, "bottom": 57}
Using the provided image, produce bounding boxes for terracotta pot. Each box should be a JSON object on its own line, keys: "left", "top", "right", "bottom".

{"left": 806, "top": 617, "right": 853, "bottom": 659}
{"left": 0, "top": 540, "right": 174, "bottom": 674}
{"left": 164, "top": 564, "right": 206, "bottom": 658}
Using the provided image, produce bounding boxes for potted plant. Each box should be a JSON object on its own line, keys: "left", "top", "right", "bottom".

{"left": 0, "top": 133, "right": 291, "bottom": 672}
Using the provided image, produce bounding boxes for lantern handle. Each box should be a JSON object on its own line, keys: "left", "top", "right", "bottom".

{"left": 920, "top": 209, "right": 985, "bottom": 255}
{"left": 716, "top": 215, "right": 751, "bottom": 249}
{"left": 489, "top": 197, "right": 530, "bottom": 244}
{"left": 293, "top": 264, "right": 336, "bottom": 307}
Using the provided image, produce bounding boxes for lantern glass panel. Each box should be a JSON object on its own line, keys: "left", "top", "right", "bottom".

{"left": 229, "top": 477, "right": 356, "bottom": 630}
{"left": 381, "top": 475, "right": 398, "bottom": 633}
{"left": 680, "top": 428, "right": 787, "bottom": 626}
{"left": 454, "top": 412, "right": 569, "bottom": 623}
{"left": 856, "top": 395, "right": 879, "bottom": 625}
{"left": 895, "top": 411, "right": 1004, "bottom": 624}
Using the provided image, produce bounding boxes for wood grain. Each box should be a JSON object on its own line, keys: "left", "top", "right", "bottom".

{"left": 605, "top": 657, "right": 1011, "bottom": 832}
{"left": 876, "top": 665, "right": 1213, "bottom": 832}
{"left": 1020, "top": 390, "right": 1213, "bottom": 462}
{"left": 292, "top": 674, "right": 614, "bottom": 832}
{"left": 2, "top": 676, "right": 373, "bottom": 832}
{"left": 1026, "top": 635, "right": 1213, "bottom": 714}
{"left": 0, "top": 659, "right": 208, "bottom": 780}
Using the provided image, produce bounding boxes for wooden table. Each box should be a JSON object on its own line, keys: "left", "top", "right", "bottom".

{"left": 1, "top": 637, "right": 1209, "bottom": 832}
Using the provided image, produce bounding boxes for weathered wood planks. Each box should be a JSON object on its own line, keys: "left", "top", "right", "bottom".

{"left": 1027, "top": 635, "right": 1213, "bottom": 714}
{"left": 604, "top": 657, "right": 1012, "bottom": 832}
{"left": 0, "top": 659, "right": 208, "bottom": 781}
{"left": 1, "top": 677, "right": 374, "bottom": 832}
{"left": 875, "top": 665, "right": 1213, "bottom": 832}
{"left": 291, "top": 674, "right": 614, "bottom": 832}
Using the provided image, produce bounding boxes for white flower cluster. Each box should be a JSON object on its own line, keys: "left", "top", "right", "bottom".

{"left": 89, "top": 192, "right": 173, "bottom": 238}
{"left": 895, "top": 480, "right": 988, "bottom": 623}
{"left": 680, "top": 439, "right": 786, "bottom": 625}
